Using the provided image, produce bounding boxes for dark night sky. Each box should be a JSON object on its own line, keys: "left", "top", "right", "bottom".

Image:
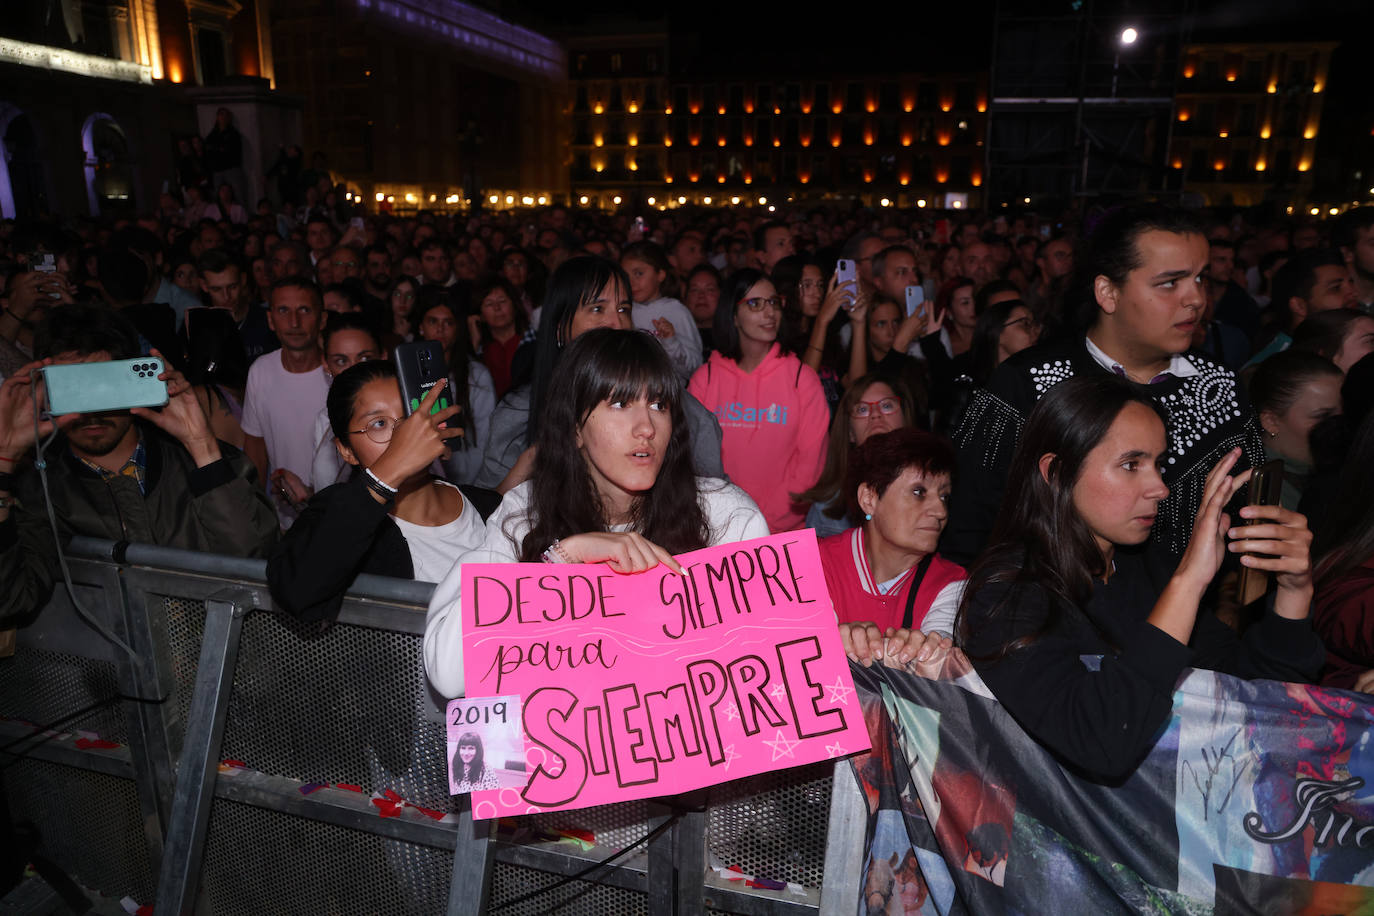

{"left": 496, "top": 0, "right": 1370, "bottom": 76}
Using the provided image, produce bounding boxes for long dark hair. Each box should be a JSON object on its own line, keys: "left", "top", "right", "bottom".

{"left": 527, "top": 255, "right": 632, "bottom": 442}
{"left": 969, "top": 298, "right": 1028, "bottom": 387}
{"left": 1314, "top": 412, "right": 1374, "bottom": 587}
{"left": 472, "top": 275, "right": 529, "bottom": 346}
{"left": 411, "top": 289, "right": 475, "bottom": 449}
{"left": 954, "top": 375, "right": 1166, "bottom": 658}
{"left": 713, "top": 267, "right": 792, "bottom": 362}
{"left": 452, "top": 732, "right": 487, "bottom": 783}
{"left": 517, "top": 329, "right": 708, "bottom": 561}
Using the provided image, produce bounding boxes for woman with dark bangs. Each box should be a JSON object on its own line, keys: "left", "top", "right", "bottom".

{"left": 955, "top": 375, "right": 1323, "bottom": 782}
{"left": 451, "top": 732, "right": 499, "bottom": 792}
{"left": 424, "top": 328, "right": 769, "bottom": 698}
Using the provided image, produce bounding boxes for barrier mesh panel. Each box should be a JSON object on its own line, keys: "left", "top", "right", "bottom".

{"left": 515, "top": 799, "right": 655, "bottom": 852}
{"left": 200, "top": 798, "right": 452, "bottom": 914}
{"left": 490, "top": 861, "right": 648, "bottom": 916}
{"left": 0, "top": 646, "right": 127, "bottom": 744}
{"left": 705, "top": 762, "right": 833, "bottom": 889}
{"left": 3, "top": 758, "right": 154, "bottom": 903}
{"left": 162, "top": 595, "right": 206, "bottom": 751}
{"left": 167, "top": 601, "right": 458, "bottom": 812}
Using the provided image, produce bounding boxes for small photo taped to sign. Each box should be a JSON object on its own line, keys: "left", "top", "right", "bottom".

{"left": 445, "top": 695, "right": 527, "bottom": 795}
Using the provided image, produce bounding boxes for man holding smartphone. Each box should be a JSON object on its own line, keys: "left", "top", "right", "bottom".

{"left": 0, "top": 305, "right": 277, "bottom": 624}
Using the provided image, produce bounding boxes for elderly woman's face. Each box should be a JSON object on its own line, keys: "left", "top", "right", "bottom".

{"left": 861, "top": 466, "right": 951, "bottom": 557}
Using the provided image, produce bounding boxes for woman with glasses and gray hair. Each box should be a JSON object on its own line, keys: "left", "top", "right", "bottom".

{"left": 688, "top": 268, "right": 831, "bottom": 533}
{"left": 267, "top": 360, "right": 501, "bottom": 624}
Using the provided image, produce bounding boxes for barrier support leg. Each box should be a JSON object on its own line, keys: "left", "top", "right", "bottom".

{"left": 116, "top": 583, "right": 182, "bottom": 876}
{"left": 153, "top": 591, "right": 250, "bottom": 915}
{"left": 673, "top": 808, "right": 706, "bottom": 916}
{"left": 818, "top": 759, "right": 868, "bottom": 916}
{"left": 446, "top": 795, "right": 493, "bottom": 916}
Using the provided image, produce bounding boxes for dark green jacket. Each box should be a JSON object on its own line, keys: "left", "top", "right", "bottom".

{"left": 0, "top": 424, "right": 279, "bottom": 624}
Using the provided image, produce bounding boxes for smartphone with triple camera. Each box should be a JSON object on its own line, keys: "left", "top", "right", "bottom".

{"left": 1236, "top": 458, "right": 1284, "bottom": 606}
{"left": 394, "top": 340, "right": 451, "bottom": 418}
{"left": 42, "top": 358, "right": 169, "bottom": 416}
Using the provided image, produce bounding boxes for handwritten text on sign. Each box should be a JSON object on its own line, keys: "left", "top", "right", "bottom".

{"left": 460, "top": 530, "right": 869, "bottom": 818}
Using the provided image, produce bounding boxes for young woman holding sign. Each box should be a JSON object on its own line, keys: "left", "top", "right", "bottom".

{"left": 424, "top": 329, "right": 770, "bottom": 698}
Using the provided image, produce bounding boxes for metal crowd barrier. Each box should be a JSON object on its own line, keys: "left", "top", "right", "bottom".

{"left": 0, "top": 538, "right": 869, "bottom": 915}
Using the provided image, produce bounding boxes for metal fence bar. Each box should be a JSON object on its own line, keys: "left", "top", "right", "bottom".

{"left": 818, "top": 761, "right": 866, "bottom": 916}
{"left": 447, "top": 797, "right": 493, "bottom": 916}
{"left": 674, "top": 809, "right": 707, "bottom": 915}
{"left": 115, "top": 578, "right": 183, "bottom": 877}
{"left": 13, "top": 542, "right": 873, "bottom": 915}
{"left": 153, "top": 589, "right": 251, "bottom": 915}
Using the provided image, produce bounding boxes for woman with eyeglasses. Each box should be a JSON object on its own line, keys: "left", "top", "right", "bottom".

{"left": 969, "top": 298, "right": 1041, "bottom": 388}
{"left": 267, "top": 360, "right": 501, "bottom": 624}
{"left": 688, "top": 268, "right": 830, "bottom": 532}
{"left": 797, "top": 373, "right": 916, "bottom": 539}
{"left": 384, "top": 275, "right": 420, "bottom": 349}
{"left": 822, "top": 428, "right": 967, "bottom": 667}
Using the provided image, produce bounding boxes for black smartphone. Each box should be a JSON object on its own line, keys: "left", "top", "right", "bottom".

{"left": 1237, "top": 458, "right": 1284, "bottom": 606}
{"left": 393, "top": 340, "right": 450, "bottom": 417}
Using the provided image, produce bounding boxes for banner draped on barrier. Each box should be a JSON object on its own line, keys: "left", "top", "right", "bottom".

{"left": 849, "top": 655, "right": 1374, "bottom": 914}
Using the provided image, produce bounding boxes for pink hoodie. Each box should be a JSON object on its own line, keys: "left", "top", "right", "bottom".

{"left": 688, "top": 344, "right": 829, "bottom": 532}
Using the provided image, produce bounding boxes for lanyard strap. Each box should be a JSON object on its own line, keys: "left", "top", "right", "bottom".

{"left": 901, "top": 554, "right": 935, "bottom": 630}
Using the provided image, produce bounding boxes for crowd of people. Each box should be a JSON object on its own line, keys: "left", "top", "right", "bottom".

{"left": 1, "top": 175, "right": 1373, "bottom": 784}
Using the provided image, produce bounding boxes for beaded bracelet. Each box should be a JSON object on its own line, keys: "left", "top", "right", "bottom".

{"left": 541, "top": 538, "right": 574, "bottom": 564}
{"left": 362, "top": 467, "right": 397, "bottom": 503}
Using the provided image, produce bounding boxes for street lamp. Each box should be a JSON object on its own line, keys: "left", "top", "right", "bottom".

{"left": 1113, "top": 27, "right": 1139, "bottom": 98}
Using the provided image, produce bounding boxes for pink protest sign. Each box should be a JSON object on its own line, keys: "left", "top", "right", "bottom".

{"left": 460, "top": 529, "right": 870, "bottom": 819}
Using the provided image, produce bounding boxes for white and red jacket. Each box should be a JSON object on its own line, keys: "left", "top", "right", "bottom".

{"left": 818, "top": 527, "right": 966, "bottom": 633}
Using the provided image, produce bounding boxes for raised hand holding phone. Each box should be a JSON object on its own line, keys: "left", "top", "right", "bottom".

{"left": 368, "top": 379, "right": 463, "bottom": 489}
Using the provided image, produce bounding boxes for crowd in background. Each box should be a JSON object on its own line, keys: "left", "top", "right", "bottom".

{"left": 2, "top": 150, "right": 1374, "bottom": 783}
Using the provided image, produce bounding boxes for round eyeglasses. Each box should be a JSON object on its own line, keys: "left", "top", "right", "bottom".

{"left": 850, "top": 397, "right": 901, "bottom": 419}
{"left": 349, "top": 416, "right": 404, "bottom": 444}
{"left": 740, "top": 296, "right": 783, "bottom": 312}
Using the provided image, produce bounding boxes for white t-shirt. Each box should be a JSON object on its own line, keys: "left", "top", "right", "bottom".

{"left": 240, "top": 350, "right": 329, "bottom": 527}
{"left": 632, "top": 297, "right": 703, "bottom": 380}
{"left": 391, "top": 481, "right": 486, "bottom": 583}
{"left": 310, "top": 406, "right": 346, "bottom": 492}
{"left": 423, "top": 477, "right": 769, "bottom": 698}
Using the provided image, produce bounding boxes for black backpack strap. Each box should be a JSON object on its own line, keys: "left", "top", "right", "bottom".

{"left": 900, "top": 554, "right": 936, "bottom": 630}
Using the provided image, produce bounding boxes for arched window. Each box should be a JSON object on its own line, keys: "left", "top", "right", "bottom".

{"left": 1, "top": 104, "right": 53, "bottom": 219}
{"left": 82, "top": 113, "right": 137, "bottom": 216}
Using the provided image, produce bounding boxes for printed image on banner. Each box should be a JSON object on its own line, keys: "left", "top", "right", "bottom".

{"left": 445, "top": 695, "right": 527, "bottom": 794}
{"left": 460, "top": 529, "right": 870, "bottom": 819}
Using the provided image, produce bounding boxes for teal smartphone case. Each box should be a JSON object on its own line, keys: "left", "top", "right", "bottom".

{"left": 42, "top": 358, "right": 170, "bottom": 415}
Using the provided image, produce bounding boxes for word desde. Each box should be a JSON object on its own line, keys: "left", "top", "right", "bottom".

{"left": 461, "top": 530, "right": 869, "bottom": 817}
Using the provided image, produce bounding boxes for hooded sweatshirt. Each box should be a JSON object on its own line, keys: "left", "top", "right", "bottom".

{"left": 688, "top": 343, "right": 829, "bottom": 532}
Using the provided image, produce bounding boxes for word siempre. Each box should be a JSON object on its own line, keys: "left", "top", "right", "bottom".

{"left": 460, "top": 530, "right": 870, "bottom": 817}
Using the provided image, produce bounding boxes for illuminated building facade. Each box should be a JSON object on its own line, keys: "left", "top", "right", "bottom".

{"left": 568, "top": 30, "right": 987, "bottom": 209}
{"left": 0, "top": 0, "right": 286, "bottom": 218}
{"left": 1169, "top": 41, "right": 1337, "bottom": 207}
{"left": 272, "top": 0, "right": 568, "bottom": 210}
